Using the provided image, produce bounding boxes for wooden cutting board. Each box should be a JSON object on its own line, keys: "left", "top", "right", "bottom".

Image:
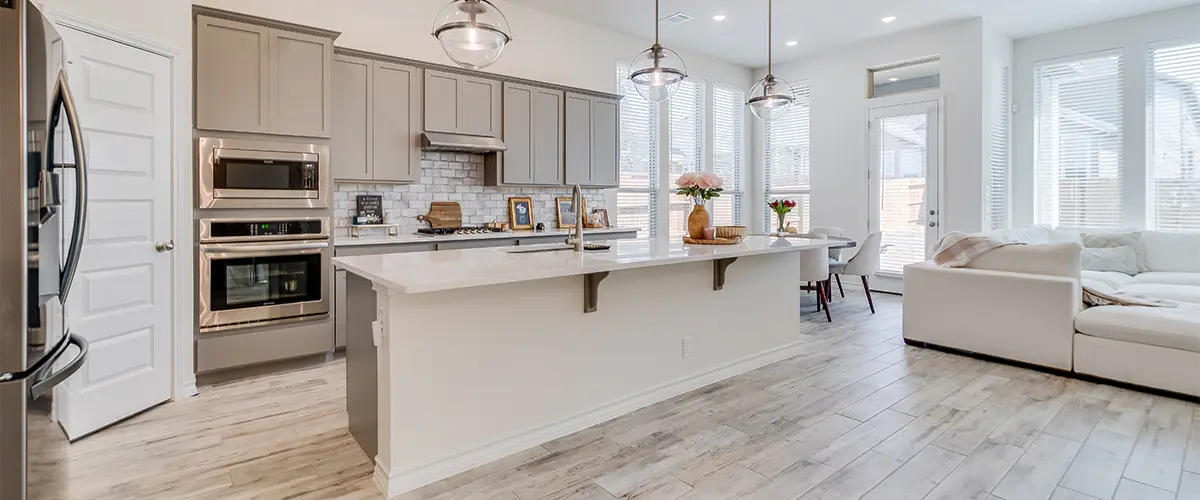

{"left": 417, "top": 202, "right": 462, "bottom": 229}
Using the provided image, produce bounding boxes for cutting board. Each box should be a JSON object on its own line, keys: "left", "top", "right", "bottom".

{"left": 417, "top": 202, "right": 462, "bottom": 229}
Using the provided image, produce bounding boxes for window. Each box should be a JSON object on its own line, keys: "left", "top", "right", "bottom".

{"left": 764, "top": 82, "right": 811, "bottom": 232}
{"left": 616, "top": 62, "right": 659, "bottom": 238}
{"left": 1034, "top": 52, "right": 1124, "bottom": 229}
{"left": 985, "top": 64, "right": 1011, "bottom": 230}
{"left": 712, "top": 84, "right": 745, "bottom": 226}
{"left": 1148, "top": 41, "right": 1200, "bottom": 232}
{"left": 667, "top": 79, "right": 705, "bottom": 237}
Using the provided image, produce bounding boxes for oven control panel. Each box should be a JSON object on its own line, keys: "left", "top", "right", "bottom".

{"left": 209, "top": 220, "right": 324, "bottom": 239}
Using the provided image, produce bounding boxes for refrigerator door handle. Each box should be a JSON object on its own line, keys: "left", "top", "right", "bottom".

{"left": 29, "top": 333, "right": 88, "bottom": 400}
{"left": 47, "top": 69, "right": 88, "bottom": 302}
{"left": 0, "top": 329, "right": 77, "bottom": 386}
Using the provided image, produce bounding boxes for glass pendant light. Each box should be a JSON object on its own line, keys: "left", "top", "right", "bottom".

{"left": 432, "top": 0, "right": 513, "bottom": 70}
{"left": 629, "top": 0, "right": 688, "bottom": 103}
{"left": 747, "top": 0, "right": 794, "bottom": 122}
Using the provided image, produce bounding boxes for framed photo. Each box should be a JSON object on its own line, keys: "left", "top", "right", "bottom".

{"left": 508, "top": 197, "right": 534, "bottom": 230}
{"left": 589, "top": 208, "right": 610, "bottom": 228}
{"left": 555, "top": 197, "right": 587, "bottom": 228}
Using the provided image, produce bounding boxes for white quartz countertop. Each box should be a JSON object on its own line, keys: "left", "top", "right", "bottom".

{"left": 333, "top": 235, "right": 838, "bottom": 294}
{"left": 334, "top": 227, "right": 638, "bottom": 247}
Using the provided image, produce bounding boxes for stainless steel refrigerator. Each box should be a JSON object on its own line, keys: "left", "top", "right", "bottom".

{"left": 1, "top": 1, "right": 91, "bottom": 498}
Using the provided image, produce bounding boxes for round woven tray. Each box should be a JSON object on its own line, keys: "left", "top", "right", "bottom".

{"left": 682, "top": 236, "right": 740, "bottom": 245}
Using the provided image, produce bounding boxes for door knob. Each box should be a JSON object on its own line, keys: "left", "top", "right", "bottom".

{"left": 927, "top": 222, "right": 937, "bottom": 227}
{"left": 155, "top": 240, "right": 175, "bottom": 252}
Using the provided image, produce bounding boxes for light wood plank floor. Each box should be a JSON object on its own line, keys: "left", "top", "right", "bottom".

{"left": 28, "top": 292, "right": 1200, "bottom": 500}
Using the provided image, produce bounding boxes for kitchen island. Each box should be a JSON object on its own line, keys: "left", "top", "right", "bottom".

{"left": 333, "top": 235, "right": 838, "bottom": 497}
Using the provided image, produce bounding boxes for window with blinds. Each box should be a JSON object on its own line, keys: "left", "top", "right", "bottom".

{"left": 1148, "top": 41, "right": 1200, "bottom": 232}
{"left": 712, "top": 84, "right": 744, "bottom": 226}
{"left": 985, "top": 64, "right": 1011, "bottom": 231}
{"left": 764, "top": 83, "right": 812, "bottom": 232}
{"left": 616, "top": 63, "right": 659, "bottom": 238}
{"left": 1034, "top": 53, "right": 1124, "bottom": 229}
{"left": 667, "top": 79, "right": 705, "bottom": 237}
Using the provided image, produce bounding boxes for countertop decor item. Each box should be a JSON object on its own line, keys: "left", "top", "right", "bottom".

{"left": 702, "top": 227, "right": 716, "bottom": 240}
{"left": 417, "top": 202, "right": 463, "bottom": 230}
{"left": 682, "top": 237, "right": 740, "bottom": 246}
{"left": 676, "top": 172, "right": 724, "bottom": 239}
{"left": 555, "top": 196, "right": 587, "bottom": 228}
{"left": 355, "top": 195, "right": 384, "bottom": 225}
{"left": 747, "top": 0, "right": 795, "bottom": 122}
{"left": 509, "top": 197, "right": 534, "bottom": 230}
{"left": 768, "top": 199, "right": 797, "bottom": 235}
{"left": 628, "top": 0, "right": 687, "bottom": 103}
{"left": 715, "top": 226, "right": 746, "bottom": 240}
{"left": 590, "top": 208, "right": 610, "bottom": 228}
{"left": 432, "top": 0, "right": 512, "bottom": 70}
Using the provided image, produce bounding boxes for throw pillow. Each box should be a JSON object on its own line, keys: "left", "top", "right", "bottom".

{"left": 1082, "top": 232, "right": 1149, "bottom": 272}
{"left": 1081, "top": 245, "right": 1139, "bottom": 275}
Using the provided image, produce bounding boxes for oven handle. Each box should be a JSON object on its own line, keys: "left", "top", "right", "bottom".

{"left": 200, "top": 241, "right": 329, "bottom": 253}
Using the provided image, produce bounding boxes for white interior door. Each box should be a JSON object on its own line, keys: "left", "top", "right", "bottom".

{"left": 55, "top": 27, "right": 173, "bottom": 440}
{"left": 868, "top": 100, "right": 940, "bottom": 293}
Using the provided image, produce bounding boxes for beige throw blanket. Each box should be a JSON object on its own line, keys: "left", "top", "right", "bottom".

{"left": 932, "top": 232, "right": 1175, "bottom": 308}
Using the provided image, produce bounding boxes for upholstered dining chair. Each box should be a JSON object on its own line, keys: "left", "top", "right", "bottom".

{"left": 809, "top": 226, "right": 845, "bottom": 263}
{"left": 831, "top": 231, "right": 882, "bottom": 313}
{"left": 799, "top": 246, "right": 832, "bottom": 322}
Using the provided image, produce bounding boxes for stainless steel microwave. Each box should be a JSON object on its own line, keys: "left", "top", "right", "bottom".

{"left": 197, "top": 137, "right": 330, "bottom": 209}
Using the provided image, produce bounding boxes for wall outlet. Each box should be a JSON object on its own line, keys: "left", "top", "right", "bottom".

{"left": 681, "top": 337, "right": 693, "bottom": 359}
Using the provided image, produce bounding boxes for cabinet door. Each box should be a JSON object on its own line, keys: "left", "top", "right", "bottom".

{"left": 533, "top": 89, "right": 565, "bottom": 185}
{"left": 424, "top": 70, "right": 461, "bottom": 133}
{"left": 372, "top": 62, "right": 422, "bottom": 183}
{"left": 269, "top": 29, "right": 333, "bottom": 137}
{"left": 436, "top": 239, "right": 516, "bottom": 250}
{"left": 501, "top": 83, "right": 534, "bottom": 184}
{"left": 564, "top": 93, "right": 594, "bottom": 185}
{"left": 460, "top": 76, "right": 501, "bottom": 137}
{"left": 332, "top": 55, "right": 372, "bottom": 181}
{"left": 195, "top": 15, "right": 270, "bottom": 133}
{"left": 590, "top": 97, "right": 619, "bottom": 187}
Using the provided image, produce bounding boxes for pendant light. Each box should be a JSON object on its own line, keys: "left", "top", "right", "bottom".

{"left": 432, "top": 0, "right": 513, "bottom": 70}
{"left": 747, "top": 0, "right": 794, "bottom": 122}
{"left": 628, "top": 0, "right": 688, "bottom": 103}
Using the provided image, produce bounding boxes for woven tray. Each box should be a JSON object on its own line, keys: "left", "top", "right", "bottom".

{"left": 682, "top": 237, "right": 740, "bottom": 245}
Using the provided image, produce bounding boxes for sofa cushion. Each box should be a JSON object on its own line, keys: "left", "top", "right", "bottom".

{"left": 1082, "top": 232, "right": 1149, "bottom": 272}
{"left": 995, "top": 224, "right": 1083, "bottom": 245}
{"left": 1075, "top": 304, "right": 1200, "bottom": 352}
{"left": 1116, "top": 284, "right": 1200, "bottom": 304}
{"left": 1128, "top": 272, "right": 1200, "bottom": 287}
{"left": 1140, "top": 231, "right": 1200, "bottom": 272}
{"left": 1080, "top": 270, "right": 1134, "bottom": 289}
{"left": 1081, "top": 246, "right": 1139, "bottom": 275}
{"left": 965, "top": 242, "right": 1081, "bottom": 278}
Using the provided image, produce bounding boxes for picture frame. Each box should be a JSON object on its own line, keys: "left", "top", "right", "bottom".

{"left": 589, "top": 208, "right": 610, "bottom": 228}
{"left": 508, "top": 197, "right": 534, "bottom": 230}
{"left": 555, "top": 196, "right": 587, "bottom": 228}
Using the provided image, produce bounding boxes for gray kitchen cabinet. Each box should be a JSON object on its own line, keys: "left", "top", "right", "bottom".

{"left": 332, "top": 54, "right": 421, "bottom": 183}
{"left": 334, "top": 242, "right": 437, "bottom": 257}
{"left": 499, "top": 83, "right": 564, "bottom": 186}
{"left": 564, "top": 93, "right": 620, "bottom": 188}
{"left": 435, "top": 239, "right": 516, "bottom": 251}
{"left": 195, "top": 12, "right": 336, "bottom": 137}
{"left": 533, "top": 88, "right": 565, "bottom": 184}
{"left": 423, "top": 70, "right": 501, "bottom": 137}
{"left": 335, "top": 269, "right": 347, "bottom": 348}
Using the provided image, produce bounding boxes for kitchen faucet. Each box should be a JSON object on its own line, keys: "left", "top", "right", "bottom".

{"left": 567, "top": 184, "right": 584, "bottom": 252}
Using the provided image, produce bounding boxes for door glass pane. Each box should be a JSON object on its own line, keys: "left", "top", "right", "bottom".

{"left": 878, "top": 114, "right": 928, "bottom": 276}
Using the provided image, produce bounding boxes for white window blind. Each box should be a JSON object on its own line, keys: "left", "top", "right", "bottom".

{"left": 1034, "top": 53, "right": 1124, "bottom": 229}
{"left": 667, "top": 79, "right": 705, "bottom": 237}
{"left": 712, "top": 84, "right": 744, "bottom": 226}
{"left": 616, "top": 62, "right": 659, "bottom": 238}
{"left": 764, "top": 83, "right": 811, "bottom": 232}
{"left": 985, "top": 64, "right": 1011, "bottom": 231}
{"left": 1148, "top": 41, "right": 1200, "bottom": 232}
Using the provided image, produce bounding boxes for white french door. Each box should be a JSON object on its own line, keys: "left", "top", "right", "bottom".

{"left": 868, "top": 100, "right": 941, "bottom": 293}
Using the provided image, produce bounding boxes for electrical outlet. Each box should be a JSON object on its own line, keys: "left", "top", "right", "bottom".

{"left": 681, "top": 337, "right": 693, "bottom": 359}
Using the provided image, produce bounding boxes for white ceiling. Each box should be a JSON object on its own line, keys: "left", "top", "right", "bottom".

{"left": 507, "top": 0, "right": 1198, "bottom": 68}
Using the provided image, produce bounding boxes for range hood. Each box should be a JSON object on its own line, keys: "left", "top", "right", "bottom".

{"left": 420, "top": 132, "right": 507, "bottom": 153}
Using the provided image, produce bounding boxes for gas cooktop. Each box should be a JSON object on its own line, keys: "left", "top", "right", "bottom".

{"left": 416, "top": 225, "right": 507, "bottom": 236}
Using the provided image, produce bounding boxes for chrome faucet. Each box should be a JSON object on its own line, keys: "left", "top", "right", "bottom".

{"left": 567, "top": 184, "right": 585, "bottom": 252}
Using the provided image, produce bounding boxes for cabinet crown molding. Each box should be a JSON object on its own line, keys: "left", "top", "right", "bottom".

{"left": 193, "top": 5, "right": 342, "bottom": 40}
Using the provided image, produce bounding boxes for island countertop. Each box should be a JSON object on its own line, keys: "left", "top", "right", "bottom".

{"left": 333, "top": 235, "right": 838, "bottom": 294}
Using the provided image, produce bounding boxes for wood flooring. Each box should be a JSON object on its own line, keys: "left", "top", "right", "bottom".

{"left": 27, "top": 292, "right": 1200, "bottom": 500}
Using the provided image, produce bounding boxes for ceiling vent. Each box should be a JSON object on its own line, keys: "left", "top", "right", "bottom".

{"left": 660, "top": 12, "right": 692, "bottom": 25}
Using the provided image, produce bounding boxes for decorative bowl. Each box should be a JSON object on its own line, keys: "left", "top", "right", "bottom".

{"left": 714, "top": 226, "right": 746, "bottom": 240}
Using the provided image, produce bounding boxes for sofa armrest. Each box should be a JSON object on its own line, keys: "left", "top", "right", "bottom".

{"left": 902, "top": 262, "right": 1080, "bottom": 371}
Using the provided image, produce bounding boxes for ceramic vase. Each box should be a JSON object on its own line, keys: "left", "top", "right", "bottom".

{"left": 687, "top": 203, "right": 709, "bottom": 239}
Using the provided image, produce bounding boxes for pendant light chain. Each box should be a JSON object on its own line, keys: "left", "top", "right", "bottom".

{"left": 655, "top": 0, "right": 660, "bottom": 45}
{"left": 767, "top": 0, "right": 773, "bottom": 76}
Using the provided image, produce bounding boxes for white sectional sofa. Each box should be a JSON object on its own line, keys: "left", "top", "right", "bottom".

{"left": 904, "top": 226, "right": 1200, "bottom": 397}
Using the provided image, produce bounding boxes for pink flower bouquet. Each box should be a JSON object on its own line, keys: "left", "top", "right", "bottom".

{"left": 675, "top": 172, "right": 725, "bottom": 204}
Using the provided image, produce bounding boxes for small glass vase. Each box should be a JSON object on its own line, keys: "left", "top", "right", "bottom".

{"left": 775, "top": 213, "right": 788, "bottom": 235}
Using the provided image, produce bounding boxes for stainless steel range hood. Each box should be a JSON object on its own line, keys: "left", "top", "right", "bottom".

{"left": 420, "top": 132, "right": 507, "bottom": 153}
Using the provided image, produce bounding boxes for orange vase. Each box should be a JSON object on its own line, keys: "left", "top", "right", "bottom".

{"left": 687, "top": 203, "right": 709, "bottom": 239}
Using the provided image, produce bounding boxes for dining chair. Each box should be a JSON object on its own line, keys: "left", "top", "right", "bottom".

{"left": 799, "top": 247, "right": 832, "bottom": 322}
{"left": 831, "top": 231, "right": 882, "bottom": 313}
{"left": 809, "top": 226, "right": 845, "bottom": 263}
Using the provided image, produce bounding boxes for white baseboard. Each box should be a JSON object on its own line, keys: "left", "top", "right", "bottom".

{"left": 377, "top": 339, "right": 811, "bottom": 497}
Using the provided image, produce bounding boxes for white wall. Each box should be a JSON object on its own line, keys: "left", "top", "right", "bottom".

{"left": 1011, "top": 5, "right": 1200, "bottom": 228}
{"left": 751, "top": 19, "right": 988, "bottom": 242}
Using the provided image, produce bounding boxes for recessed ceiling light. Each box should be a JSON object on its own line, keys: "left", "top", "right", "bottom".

{"left": 712, "top": 14, "right": 726, "bottom": 21}
{"left": 786, "top": 40, "right": 798, "bottom": 46}
{"left": 881, "top": 16, "right": 896, "bottom": 23}
{"left": 888, "top": 77, "right": 899, "bottom": 82}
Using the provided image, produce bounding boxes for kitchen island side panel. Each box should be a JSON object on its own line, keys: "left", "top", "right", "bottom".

{"left": 345, "top": 272, "right": 378, "bottom": 460}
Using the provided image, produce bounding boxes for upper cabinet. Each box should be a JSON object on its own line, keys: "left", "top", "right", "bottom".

{"left": 423, "top": 70, "right": 500, "bottom": 137}
{"left": 332, "top": 54, "right": 422, "bottom": 183}
{"left": 494, "top": 83, "right": 564, "bottom": 186}
{"left": 564, "top": 93, "right": 620, "bottom": 188}
{"left": 194, "top": 10, "right": 337, "bottom": 138}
